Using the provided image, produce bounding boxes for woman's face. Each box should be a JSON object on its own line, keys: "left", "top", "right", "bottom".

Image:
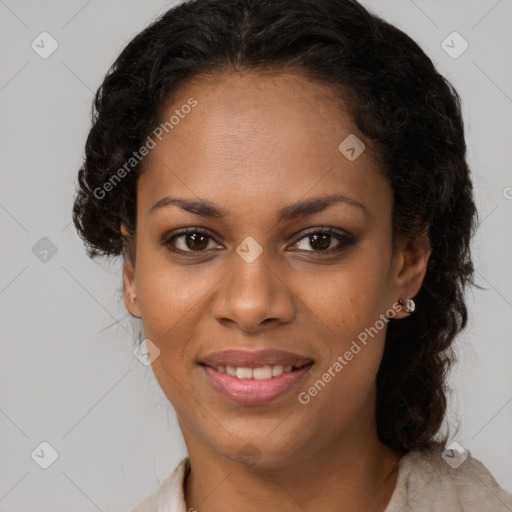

{"left": 123, "top": 71, "right": 430, "bottom": 467}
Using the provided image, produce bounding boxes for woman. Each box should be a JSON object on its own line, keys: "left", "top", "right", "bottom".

{"left": 72, "top": 0, "right": 512, "bottom": 510}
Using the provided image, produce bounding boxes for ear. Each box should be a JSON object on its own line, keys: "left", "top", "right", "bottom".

{"left": 390, "top": 228, "right": 432, "bottom": 320}
{"left": 121, "top": 224, "right": 141, "bottom": 318}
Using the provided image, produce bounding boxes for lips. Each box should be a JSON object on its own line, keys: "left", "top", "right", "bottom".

{"left": 199, "top": 349, "right": 314, "bottom": 405}
{"left": 201, "top": 349, "right": 313, "bottom": 369}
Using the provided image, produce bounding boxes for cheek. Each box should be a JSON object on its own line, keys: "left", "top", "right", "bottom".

{"left": 299, "top": 284, "right": 388, "bottom": 426}
{"left": 294, "top": 253, "right": 390, "bottom": 398}
{"left": 297, "top": 252, "right": 391, "bottom": 337}
{"left": 134, "top": 248, "right": 213, "bottom": 339}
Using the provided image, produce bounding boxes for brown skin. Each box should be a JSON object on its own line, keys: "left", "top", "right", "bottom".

{"left": 122, "top": 71, "right": 431, "bottom": 512}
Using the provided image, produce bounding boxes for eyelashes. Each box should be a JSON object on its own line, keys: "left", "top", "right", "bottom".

{"left": 290, "top": 227, "right": 355, "bottom": 253}
{"left": 163, "top": 227, "right": 222, "bottom": 254}
{"left": 161, "top": 226, "right": 357, "bottom": 257}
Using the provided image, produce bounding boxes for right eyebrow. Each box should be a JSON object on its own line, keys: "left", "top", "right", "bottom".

{"left": 149, "top": 194, "right": 368, "bottom": 220}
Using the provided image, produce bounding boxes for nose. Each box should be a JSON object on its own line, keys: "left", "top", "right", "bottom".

{"left": 211, "top": 250, "right": 296, "bottom": 333}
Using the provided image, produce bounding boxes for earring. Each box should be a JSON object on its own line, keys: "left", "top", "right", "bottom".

{"left": 399, "top": 298, "right": 415, "bottom": 313}
{"left": 129, "top": 296, "right": 136, "bottom": 303}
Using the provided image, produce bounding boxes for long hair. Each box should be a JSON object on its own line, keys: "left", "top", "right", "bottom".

{"left": 72, "top": 0, "right": 479, "bottom": 453}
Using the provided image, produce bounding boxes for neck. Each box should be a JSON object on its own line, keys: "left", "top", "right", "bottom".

{"left": 183, "top": 420, "right": 403, "bottom": 512}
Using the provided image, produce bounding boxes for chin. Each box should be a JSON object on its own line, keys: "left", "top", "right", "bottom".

{"left": 212, "top": 429, "right": 314, "bottom": 471}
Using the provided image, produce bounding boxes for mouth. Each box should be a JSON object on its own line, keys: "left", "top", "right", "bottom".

{"left": 200, "top": 348, "right": 313, "bottom": 370}
{"left": 200, "top": 361, "right": 312, "bottom": 379}
{"left": 199, "top": 349, "right": 314, "bottom": 405}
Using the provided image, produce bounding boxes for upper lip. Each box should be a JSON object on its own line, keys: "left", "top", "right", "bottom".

{"left": 201, "top": 349, "right": 313, "bottom": 369}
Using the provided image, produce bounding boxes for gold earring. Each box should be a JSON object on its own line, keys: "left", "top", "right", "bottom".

{"left": 399, "top": 298, "right": 415, "bottom": 313}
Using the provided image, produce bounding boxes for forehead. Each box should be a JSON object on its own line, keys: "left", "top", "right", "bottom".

{"left": 137, "top": 71, "right": 389, "bottom": 220}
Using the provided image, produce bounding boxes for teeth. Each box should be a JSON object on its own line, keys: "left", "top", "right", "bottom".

{"left": 253, "top": 365, "right": 272, "bottom": 380}
{"left": 236, "top": 367, "right": 253, "bottom": 379}
{"left": 272, "top": 365, "right": 283, "bottom": 377}
{"left": 214, "top": 364, "right": 296, "bottom": 379}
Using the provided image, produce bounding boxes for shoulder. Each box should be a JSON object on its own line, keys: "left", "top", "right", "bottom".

{"left": 386, "top": 445, "right": 512, "bottom": 512}
{"left": 130, "top": 457, "right": 190, "bottom": 512}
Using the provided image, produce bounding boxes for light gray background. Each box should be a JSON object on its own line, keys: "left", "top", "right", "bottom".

{"left": 0, "top": 0, "right": 511, "bottom": 510}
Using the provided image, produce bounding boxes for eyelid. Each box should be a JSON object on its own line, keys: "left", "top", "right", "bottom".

{"left": 162, "top": 226, "right": 222, "bottom": 251}
{"left": 288, "top": 227, "right": 355, "bottom": 253}
{"left": 291, "top": 226, "right": 353, "bottom": 242}
{"left": 162, "top": 225, "right": 355, "bottom": 255}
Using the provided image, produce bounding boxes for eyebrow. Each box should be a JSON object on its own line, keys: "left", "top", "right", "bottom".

{"left": 149, "top": 194, "right": 368, "bottom": 221}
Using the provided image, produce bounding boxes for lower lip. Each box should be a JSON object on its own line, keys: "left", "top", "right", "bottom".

{"left": 201, "top": 364, "right": 313, "bottom": 405}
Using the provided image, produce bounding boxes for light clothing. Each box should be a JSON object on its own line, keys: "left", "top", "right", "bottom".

{"left": 131, "top": 447, "right": 512, "bottom": 511}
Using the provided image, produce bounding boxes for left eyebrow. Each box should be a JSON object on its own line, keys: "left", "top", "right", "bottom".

{"left": 149, "top": 194, "right": 368, "bottom": 220}
{"left": 277, "top": 194, "right": 368, "bottom": 222}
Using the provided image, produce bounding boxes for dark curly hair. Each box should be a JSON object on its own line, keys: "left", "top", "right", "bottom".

{"left": 72, "top": 0, "right": 479, "bottom": 454}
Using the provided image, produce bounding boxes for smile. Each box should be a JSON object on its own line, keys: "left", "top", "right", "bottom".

{"left": 201, "top": 362, "right": 313, "bottom": 405}
{"left": 213, "top": 364, "right": 296, "bottom": 379}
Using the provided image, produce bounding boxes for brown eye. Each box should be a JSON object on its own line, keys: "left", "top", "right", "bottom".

{"left": 163, "top": 228, "right": 222, "bottom": 254}
{"left": 290, "top": 228, "right": 356, "bottom": 254}
{"left": 307, "top": 233, "right": 332, "bottom": 251}
{"left": 183, "top": 232, "right": 209, "bottom": 251}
